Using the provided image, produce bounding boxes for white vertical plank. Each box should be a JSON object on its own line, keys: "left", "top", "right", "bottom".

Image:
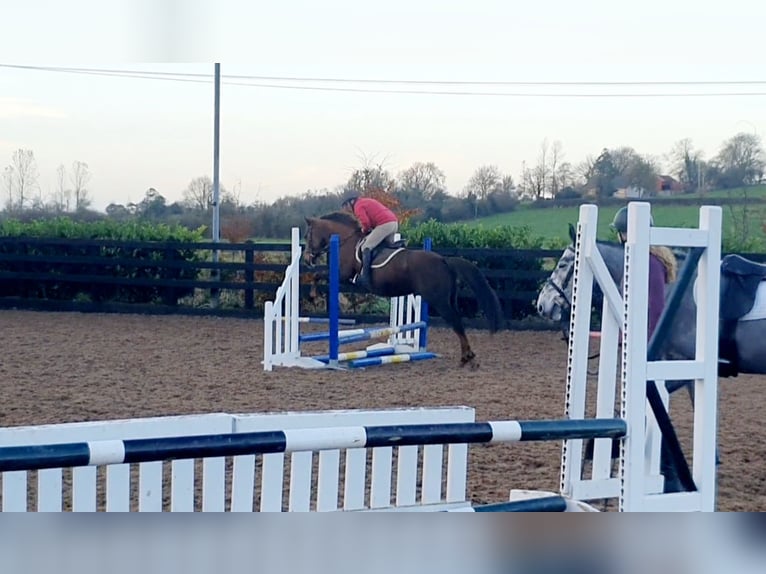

{"left": 343, "top": 448, "right": 367, "bottom": 510}
{"left": 230, "top": 455, "right": 256, "bottom": 512}
{"left": 315, "top": 449, "right": 340, "bottom": 512}
{"left": 421, "top": 444, "right": 443, "bottom": 504}
{"left": 2, "top": 473, "right": 28, "bottom": 512}
{"left": 71, "top": 466, "right": 97, "bottom": 512}
{"left": 202, "top": 457, "right": 226, "bottom": 512}
{"left": 37, "top": 469, "right": 63, "bottom": 512}
{"left": 445, "top": 444, "right": 468, "bottom": 503}
{"left": 105, "top": 464, "right": 131, "bottom": 512}
{"left": 138, "top": 461, "right": 164, "bottom": 512}
{"left": 369, "top": 447, "right": 393, "bottom": 509}
{"left": 288, "top": 451, "right": 314, "bottom": 512}
{"left": 171, "top": 459, "right": 196, "bottom": 512}
{"left": 259, "top": 453, "right": 285, "bottom": 512}
{"left": 395, "top": 445, "right": 419, "bottom": 507}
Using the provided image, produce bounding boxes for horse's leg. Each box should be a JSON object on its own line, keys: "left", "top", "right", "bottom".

{"left": 429, "top": 299, "right": 477, "bottom": 368}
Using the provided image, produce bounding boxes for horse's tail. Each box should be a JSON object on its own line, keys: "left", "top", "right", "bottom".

{"left": 445, "top": 257, "right": 504, "bottom": 333}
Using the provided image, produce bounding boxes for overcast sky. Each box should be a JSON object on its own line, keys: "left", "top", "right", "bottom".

{"left": 1, "top": 0, "right": 765, "bottom": 211}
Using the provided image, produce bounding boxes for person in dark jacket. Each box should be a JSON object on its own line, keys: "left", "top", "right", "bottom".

{"left": 611, "top": 206, "right": 677, "bottom": 339}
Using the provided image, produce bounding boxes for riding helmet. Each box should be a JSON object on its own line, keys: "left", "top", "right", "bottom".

{"left": 341, "top": 195, "right": 359, "bottom": 209}
{"left": 610, "top": 206, "right": 653, "bottom": 234}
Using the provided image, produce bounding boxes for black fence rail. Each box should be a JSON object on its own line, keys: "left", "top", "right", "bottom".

{"left": 0, "top": 237, "right": 564, "bottom": 328}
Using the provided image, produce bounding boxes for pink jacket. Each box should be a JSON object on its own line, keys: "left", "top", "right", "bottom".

{"left": 353, "top": 198, "right": 397, "bottom": 232}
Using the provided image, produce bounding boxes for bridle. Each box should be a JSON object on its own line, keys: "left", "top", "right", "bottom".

{"left": 546, "top": 261, "right": 575, "bottom": 313}
{"left": 304, "top": 225, "right": 359, "bottom": 266}
{"left": 546, "top": 249, "right": 599, "bottom": 365}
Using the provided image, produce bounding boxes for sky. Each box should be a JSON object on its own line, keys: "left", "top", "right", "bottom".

{"left": 1, "top": 0, "right": 766, "bottom": 212}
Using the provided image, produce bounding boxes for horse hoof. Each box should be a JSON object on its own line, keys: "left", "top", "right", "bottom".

{"left": 460, "top": 353, "right": 479, "bottom": 369}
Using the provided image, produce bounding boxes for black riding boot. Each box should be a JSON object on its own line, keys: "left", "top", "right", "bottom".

{"left": 356, "top": 249, "right": 372, "bottom": 289}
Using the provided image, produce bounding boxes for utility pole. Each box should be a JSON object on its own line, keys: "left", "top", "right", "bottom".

{"left": 212, "top": 63, "right": 221, "bottom": 307}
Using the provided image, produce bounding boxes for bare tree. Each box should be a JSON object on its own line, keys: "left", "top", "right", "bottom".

{"left": 182, "top": 175, "right": 231, "bottom": 210}
{"left": 715, "top": 132, "right": 765, "bottom": 187}
{"left": 2, "top": 166, "right": 13, "bottom": 211}
{"left": 529, "top": 139, "right": 550, "bottom": 200}
{"left": 555, "top": 161, "right": 576, "bottom": 193}
{"left": 549, "top": 140, "right": 564, "bottom": 197}
{"left": 70, "top": 161, "right": 92, "bottom": 211}
{"left": 7, "top": 149, "right": 40, "bottom": 211}
{"left": 463, "top": 165, "right": 502, "bottom": 200}
{"left": 397, "top": 162, "right": 446, "bottom": 200}
{"left": 183, "top": 176, "right": 213, "bottom": 210}
{"left": 668, "top": 138, "right": 703, "bottom": 190}
{"left": 499, "top": 174, "right": 516, "bottom": 196}
{"left": 52, "top": 164, "right": 71, "bottom": 212}
{"left": 576, "top": 155, "right": 597, "bottom": 190}
{"left": 346, "top": 158, "right": 396, "bottom": 195}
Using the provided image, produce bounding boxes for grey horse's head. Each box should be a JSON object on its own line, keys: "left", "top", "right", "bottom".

{"left": 536, "top": 244, "right": 576, "bottom": 324}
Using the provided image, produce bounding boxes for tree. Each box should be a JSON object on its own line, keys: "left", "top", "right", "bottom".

{"left": 714, "top": 132, "right": 765, "bottom": 188}
{"left": 576, "top": 155, "right": 597, "bottom": 193}
{"left": 591, "top": 148, "right": 619, "bottom": 199}
{"left": 527, "top": 140, "right": 551, "bottom": 200}
{"left": 397, "top": 162, "right": 446, "bottom": 201}
{"left": 555, "top": 162, "right": 576, "bottom": 195}
{"left": 2, "top": 166, "right": 13, "bottom": 211}
{"left": 135, "top": 187, "right": 167, "bottom": 219}
{"left": 183, "top": 176, "right": 214, "bottom": 211}
{"left": 668, "top": 138, "right": 703, "bottom": 191}
{"left": 52, "top": 164, "right": 71, "bottom": 212}
{"left": 70, "top": 160, "right": 92, "bottom": 211}
{"left": 463, "top": 165, "right": 502, "bottom": 200}
{"left": 5, "top": 149, "right": 39, "bottom": 211}
{"left": 346, "top": 159, "right": 396, "bottom": 196}
{"left": 182, "top": 175, "right": 231, "bottom": 211}
{"left": 549, "top": 140, "right": 564, "bottom": 197}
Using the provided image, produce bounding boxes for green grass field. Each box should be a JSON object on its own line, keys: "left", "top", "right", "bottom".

{"left": 458, "top": 186, "right": 766, "bottom": 249}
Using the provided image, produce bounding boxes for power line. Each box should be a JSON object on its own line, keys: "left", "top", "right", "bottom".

{"left": 3, "top": 63, "right": 766, "bottom": 97}
{"left": 4, "top": 63, "right": 766, "bottom": 86}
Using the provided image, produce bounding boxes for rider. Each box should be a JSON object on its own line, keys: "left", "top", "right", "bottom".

{"left": 610, "top": 206, "right": 677, "bottom": 340}
{"left": 341, "top": 195, "right": 399, "bottom": 289}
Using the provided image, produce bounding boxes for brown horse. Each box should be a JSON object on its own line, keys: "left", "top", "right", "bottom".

{"left": 304, "top": 212, "right": 504, "bottom": 368}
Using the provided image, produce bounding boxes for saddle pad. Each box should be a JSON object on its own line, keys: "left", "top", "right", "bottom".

{"left": 694, "top": 278, "right": 766, "bottom": 321}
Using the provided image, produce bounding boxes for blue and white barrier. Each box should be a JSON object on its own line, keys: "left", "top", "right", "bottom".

{"left": 0, "top": 418, "right": 628, "bottom": 473}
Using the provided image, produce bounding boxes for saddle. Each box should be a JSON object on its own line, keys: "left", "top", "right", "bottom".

{"left": 718, "top": 254, "right": 766, "bottom": 377}
{"left": 355, "top": 237, "right": 407, "bottom": 267}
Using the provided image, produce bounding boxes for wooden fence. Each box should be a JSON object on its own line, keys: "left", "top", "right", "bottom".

{"left": 0, "top": 237, "right": 563, "bottom": 328}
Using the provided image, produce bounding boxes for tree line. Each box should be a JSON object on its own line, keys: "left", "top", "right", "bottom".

{"left": 2, "top": 132, "right": 764, "bottom": 241}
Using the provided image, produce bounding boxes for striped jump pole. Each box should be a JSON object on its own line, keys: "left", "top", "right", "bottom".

{"left": 299, "top": 327, "right": 369, "bottom": 343}
{"left": 312, "top": 346, "right": 400, "bottom": 363}
{"left": 0, "top": 419, "right": 627, "bottom": 473}
{"left": 348, "top": 351, "right": 437, "bottom": 368}
{"left": 337, "top": 322, "right": 427, "bottom": 346}
{"left": 293, "top": 317, "right": 356, "bottom": 326}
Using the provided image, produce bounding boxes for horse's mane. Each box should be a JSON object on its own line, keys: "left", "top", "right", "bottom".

{"left": 319, "top": 211, "right": 362, "bottom": 231}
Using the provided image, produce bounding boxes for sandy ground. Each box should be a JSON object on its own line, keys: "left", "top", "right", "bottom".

{"left": 1, "top": 309, "right": 763, "bottom": 511}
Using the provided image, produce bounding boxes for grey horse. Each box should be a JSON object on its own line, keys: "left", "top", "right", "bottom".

{"left": 536, "top": 227, "right": 766, "bottom": 378}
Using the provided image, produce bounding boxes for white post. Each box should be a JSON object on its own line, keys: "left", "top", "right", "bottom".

{"left": 694, "top": 206, "right": 722, "bottom": 511}
{"left": 619, "top": 202, "right": 652, "bottom": 512}
{"left": 560, "top": 204, "right": 598, "bottom": 496}
{"left": 289, "top": 227, "right": 301, "bottom": 359}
